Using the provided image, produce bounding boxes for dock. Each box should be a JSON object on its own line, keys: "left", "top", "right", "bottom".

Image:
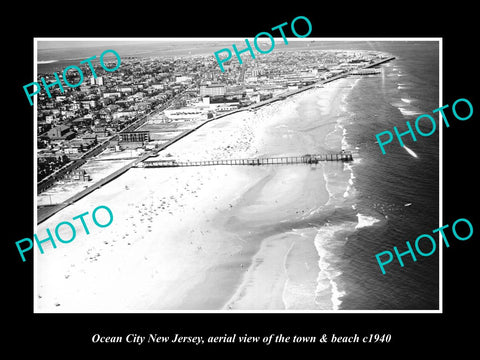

{"left": 137, "top": 152, "right": 353, "bottom": 168}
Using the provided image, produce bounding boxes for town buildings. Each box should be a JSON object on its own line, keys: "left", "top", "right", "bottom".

{"left": 37, "top": 47, "right": 388, "bottom": 181}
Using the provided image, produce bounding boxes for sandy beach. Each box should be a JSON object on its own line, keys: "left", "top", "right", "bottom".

{"left": 35, "top": 78, "right": 356, "bottom": 312}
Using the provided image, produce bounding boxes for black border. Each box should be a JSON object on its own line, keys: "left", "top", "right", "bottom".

{"left": 5, "top": 4, "right": 478, "bottom": 355}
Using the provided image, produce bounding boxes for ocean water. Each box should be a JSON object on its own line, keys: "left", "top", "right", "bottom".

{"left": 244, "top": 41, "right": 440, "bottom": 311}
{"left": 217, "top": 39, "right": 439, "bottom": 310}
{"left": 316, "top": 42, "right": 440, "bottom": 310}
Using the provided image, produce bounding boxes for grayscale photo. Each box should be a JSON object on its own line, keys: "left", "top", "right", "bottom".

{"left": 33, "top": 38, "right": 440, "bottom": 312}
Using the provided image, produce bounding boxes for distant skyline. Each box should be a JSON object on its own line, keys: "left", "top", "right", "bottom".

{"left": 37, "top": 39, "right": 213, "bottom": 50}
{"left": 36, "top": 39, "right": 437, "bottom": 72}
{"left": 37, "top": 38, "right": 434, "bottom": 51}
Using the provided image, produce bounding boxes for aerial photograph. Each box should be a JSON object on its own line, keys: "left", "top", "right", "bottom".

{"left": 32, "top": 38, "right": 440, "bottom": 312}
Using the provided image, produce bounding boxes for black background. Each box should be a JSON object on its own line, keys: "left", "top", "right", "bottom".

{"left": 5, "top": 2, "right": 478, "bottom": 356}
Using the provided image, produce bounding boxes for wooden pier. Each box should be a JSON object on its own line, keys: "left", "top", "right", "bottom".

{"left": 137, "top": 152, "right": 353, "bottom": 168}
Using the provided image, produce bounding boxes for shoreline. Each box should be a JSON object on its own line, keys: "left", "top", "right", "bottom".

{"left": 219, "top": 79, "right": 359, "bottom": 310}
{"left": 36, "top": 59, "right": 373, "bottom": 223}
{"left": 35, "top": 77, "right": 358, "bottom": 312}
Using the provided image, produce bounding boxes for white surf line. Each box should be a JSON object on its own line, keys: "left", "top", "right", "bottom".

{"left": 403, "top": 145, "right": 418, "bottom": 158}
